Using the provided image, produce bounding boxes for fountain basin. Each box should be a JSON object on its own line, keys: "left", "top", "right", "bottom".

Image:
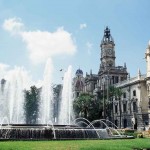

{"left": 0, "top": 124, "right": 134, "bottom": 140}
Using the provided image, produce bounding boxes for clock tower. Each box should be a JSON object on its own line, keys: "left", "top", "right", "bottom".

{"left": 98, "top": 27, "right": 128, "bottom": 84}
{"left": 99, "top": 27, "right": 116, "bottom": 72}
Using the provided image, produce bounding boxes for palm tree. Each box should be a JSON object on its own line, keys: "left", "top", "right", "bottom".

{"left": 73, "top": 93, "right": 100, "bottom": 121}
{"left": 73, "top": 93, "right": 92, "bottom": 118}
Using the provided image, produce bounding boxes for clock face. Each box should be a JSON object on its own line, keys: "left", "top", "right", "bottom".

{"left": 107, "top": 49, "right": 112, "bottom": 55}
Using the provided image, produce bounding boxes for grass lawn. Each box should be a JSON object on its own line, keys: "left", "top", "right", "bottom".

{"left": 0, "top": 139, "right": 149, "bottom": 150}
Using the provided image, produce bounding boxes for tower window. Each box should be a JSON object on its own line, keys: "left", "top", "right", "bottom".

{"left": 109, "top": 63, "right": 112, "bottom": 67}
{"left": 133, "top": 90, "right": 136, "bottom": 96}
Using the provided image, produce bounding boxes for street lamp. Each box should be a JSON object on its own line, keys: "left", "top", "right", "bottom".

{"left": 102, "top": 81, "right": 105, "bottom": 119}
{"left": 102, "top": 68, "right": 111, "bottom": 119}
{"left": 106, "top": 68, "right": 111, "bottom": 119}
{"left": 106, "top": 68, "right": 111, "bottom": 107}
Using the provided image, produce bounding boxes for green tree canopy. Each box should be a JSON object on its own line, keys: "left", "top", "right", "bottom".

{"left": 24, "top": 86, "right": 40, "bottom": 124}
{"left": 73, "top": 93, "right": 101, "bottom": 121}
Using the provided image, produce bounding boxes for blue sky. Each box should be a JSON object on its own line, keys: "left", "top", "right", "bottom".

{"left": 0, "top": 0, "right": 150, "bottom": 85}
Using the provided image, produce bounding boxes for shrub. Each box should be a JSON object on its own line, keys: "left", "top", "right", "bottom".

{"left": 122, "top": 129, "right": 144, "bottom": 138}
{"left": 137, "top": 133, "right": 143, "bottom": 138}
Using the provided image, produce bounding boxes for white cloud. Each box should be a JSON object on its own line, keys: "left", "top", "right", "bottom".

{"left": 3, "top": 18, "right": 77, "bottom": 65}
{"left": 86, "top": 42, "right": 93, "bottom": 55}
{"left": 80, "top": 23, "right": 87, "bottom": 30}
{"left": 21, "top": 28, "right": 76, "bottom": 64}
{"left": 2, "top": 17, "right": 24, "bottom": 34}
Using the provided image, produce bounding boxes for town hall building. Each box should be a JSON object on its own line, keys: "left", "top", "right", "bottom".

{"left": 73, "top": 27, "right": 150, "bottom": 130}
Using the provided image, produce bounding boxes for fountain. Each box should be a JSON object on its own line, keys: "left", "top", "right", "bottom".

{"left": 0, "top": 67, "right": 29, "bottom": 124}
{"left": 38, "top": 58, "right": 54, "bottom": 124}
{"left": 0, "top": 117, "right": 134, "bottom": 140}
{"left": 0, "top": 61, "right": 134, "bottom": 140}
{"left": 58, "top": 65, "right": 74, "bottom": 125}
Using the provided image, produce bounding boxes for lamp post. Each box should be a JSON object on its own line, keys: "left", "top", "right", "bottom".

{"left": 106, "top": 68, "right": 111, "bottom": 119}
{"left": 102, "top": 81, "right": 105, "bottom": 119}
{"left": 102, "top": 68, "right": 111, "bottom": 119}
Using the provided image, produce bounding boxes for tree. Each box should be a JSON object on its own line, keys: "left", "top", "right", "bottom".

{"left": 24, "top": 86, "right": 40, "bottom": 124}
{"left": 73, "top": 93, "right": 101, "bottom": 121}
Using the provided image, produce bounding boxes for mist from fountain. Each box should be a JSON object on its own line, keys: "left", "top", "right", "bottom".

{"left": 0, "top": 67, "right": 30, "bottom": 124}
{"left": 38, "top": 59, "right": 54, "bottom": 124}
{"left": 58, "top": 65, "right": 74, "bottom": 125}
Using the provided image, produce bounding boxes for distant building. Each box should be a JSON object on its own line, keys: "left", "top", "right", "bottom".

{"left": 73, "top": 27, "right": 150, "bottom": 130}
{"left": 73, "top": 68, "right": 85, "bottom": 98}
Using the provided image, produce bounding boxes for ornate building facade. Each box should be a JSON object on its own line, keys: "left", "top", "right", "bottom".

{"left": 73, "top": 27, "right": 150, "bottom": 130}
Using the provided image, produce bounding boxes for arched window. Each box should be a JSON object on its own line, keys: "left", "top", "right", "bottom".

{"left": 133, "top": 90, "right": 136, "bottom": 96}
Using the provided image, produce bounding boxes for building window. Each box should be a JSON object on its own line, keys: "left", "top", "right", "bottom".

{"left": 121, "top": 77, "right": 124, "bottom": 81}
{"left": 149, "top": 98, "right": 150, "bottom": 109}
{"left": 133, "top": 90, "right": 136, "bottom": 96}
{"left": 133, "top": 102, "right": 137, "bottom": 112}
{"left": 112, "top": 76, "right": 115, "bottom": 84}
{"left": 115, "top": 76, "right": 119, "bottom": 83}
{"left": 115, "top": 105, "right": 118, "bottom": 113}
{"left": 77, "top": 92, "right": 79, "bottom": 97}
{"left": 123, "top": 103, "right": 127, "bottom": 112}
{"left": 123, "top": 119, "right": 127, "bottom": 128}
{"left": 115, "top": 120, "right": 118, "bottom": 127}
{"left": 123, "top": 92, "right": 126, "bottom": 98}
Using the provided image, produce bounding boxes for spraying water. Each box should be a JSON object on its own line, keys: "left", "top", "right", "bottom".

{"left": 58, "top": 65, "right": 74, "bottom": 125}
{"left": 38, "top": 59, "right": 54, "bottom": 124}
{"left": 0, "top": 67, "right": 30, "bottom": 124}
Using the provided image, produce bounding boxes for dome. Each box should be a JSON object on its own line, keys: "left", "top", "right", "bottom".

{"left": 76, "top": 69, "right": 83, "bottom": 75}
